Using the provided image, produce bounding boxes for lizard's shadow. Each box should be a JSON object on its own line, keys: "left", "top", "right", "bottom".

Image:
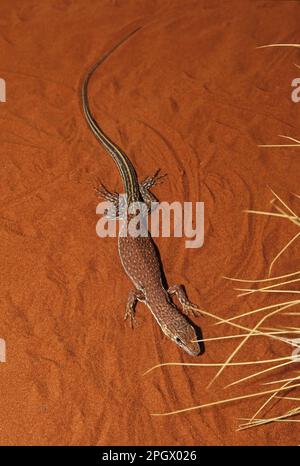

{"left": 153, "top": 240, "right": 205, "bottom": 356}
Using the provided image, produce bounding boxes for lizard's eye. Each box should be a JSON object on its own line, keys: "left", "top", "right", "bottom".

{"left": 176, "top": 337, "right": 183, "bottom": 345}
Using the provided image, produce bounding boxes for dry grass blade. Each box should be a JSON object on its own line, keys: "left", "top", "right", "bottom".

{"left": 194, "top": 308, "right": 291, "bottom": 344}
{"left": 244, "top": 210, "right": 296, "bottom": 219}
{"left": 248, "top": 379, "right": 294, "bottom": 423}
{"left": 269, "top": 188, "right": 299, "bottom": 220}
{"left": 257, "top": 44, "right": 300, "bottom": 48}
{"left": 214, "top": 299, "right": 298, "bottom": 329}
{"left": 238, "top": 406, "right": 300, "bottom": 430}
{"left": 258, "top": 134, "right": 300, "bottom": 147}
{"left": 258, "top": 134, "right": 300, "bottom": 148}
{"left": 225, "top": 361, "right": 299, "bottom": 388}
{"left": 276, "top": 396, "right": 300, "bottom": 401}
{"left": 276, "top": 135, "right": 300, "bottom": 145}
{"left": 194, "top": 329, "right": 300, "bottom": 344}
{"left": 224, "top": 270, "right": 300, "bottom": 283}
{"left": 236, "top": 277, "right": 300, "bottom": 297}
{"left": 264, "top": 374, "right": 300, "bottom": 385}
{"left": 269, "top": 232, "right": 300, "bottom": 276}
{"left": 258, "top": 143, "right": 300, "bottom": 148}
{"left": 150, "top": 383, "right": 300, "bottom": 416}
{"left": 272, "top": 203, "right": 300, "bottom": 228}
{"left": 244, "top": 191, "right": 299, "bottom": 275}
{"left": 143, "top": 355, "right": 295, "bottom": 376}
{"left": 207, "top": 301, "right": 298, "bottom": 388}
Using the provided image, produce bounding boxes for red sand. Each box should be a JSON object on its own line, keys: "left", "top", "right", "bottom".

{"left": 0, "top": 0, "right": 299, "bottom": 445}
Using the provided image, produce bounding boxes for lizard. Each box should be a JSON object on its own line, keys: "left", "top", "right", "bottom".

{"left": 81, "top": 27, "right": 201, "bottom": 356}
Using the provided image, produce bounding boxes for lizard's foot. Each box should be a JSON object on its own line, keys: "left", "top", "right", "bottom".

{"left": 140, "top": 169, "right": 167, "bottom": 191}
{"left": 124, "top": 305, "right": 138, "bottom": 329}
{"left": 95, "top": 182, "right": 126, "bottom": 219}
{"left": 139, "top": 169, "right": 167, "bottom": 212}
{"left": 124, "top": 289, "right": 145, "bottom": 329}
{"left": 168, "top": 284, "right": 202, "bottom": 318}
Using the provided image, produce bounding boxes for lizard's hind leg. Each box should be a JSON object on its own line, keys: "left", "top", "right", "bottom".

{"left": 168, "top": 284, "right": 202, "bottom": 318}
{"left": 124, "top": 288, "right": 145, "bottom": 328}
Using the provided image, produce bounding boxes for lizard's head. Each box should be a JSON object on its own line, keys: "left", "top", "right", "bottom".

{"left": 159, "top": 307, "right": 201, "bottom": 356}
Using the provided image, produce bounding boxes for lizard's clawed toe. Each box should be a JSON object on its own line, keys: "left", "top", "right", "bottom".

{"left": 183, "top": 303, "right": 202, "bottom": 318}
{"left": 124, "top": 310, "right": 138, "bottom": 329}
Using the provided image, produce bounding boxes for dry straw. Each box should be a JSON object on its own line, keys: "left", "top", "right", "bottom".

{"left": 145, "top": 191, "right": 300, "bottom": 431}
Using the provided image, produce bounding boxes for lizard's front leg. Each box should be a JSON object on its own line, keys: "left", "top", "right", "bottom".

{"left": 124, "top": 288, "right": 145, "bottom": 328}
{"left": 168, "top": 284, "right": 201, "bottom": 318}
{"left": 95, "top": 182, "right": 126, "bottom": 218}
{"left": 139, "top": 169, "right": 167, "bottom": 212}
